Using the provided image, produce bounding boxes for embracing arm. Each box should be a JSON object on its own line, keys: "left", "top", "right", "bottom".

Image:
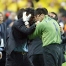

{"left": 12, "top": 19, "right": 36, "bottom": 35}
{"left": 29, "top": 22, "right": 43, "bottom": 39}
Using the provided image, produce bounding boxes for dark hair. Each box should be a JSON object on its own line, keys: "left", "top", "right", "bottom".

{"left": 25, "top": 8, "right": 34, "bottom": 17}
{"left": 50, "top": 12, "right": 58, "bottom": 21}
{"left": 25, "top": 8, "right": 35, "bottom": 26}
{"left": 17, "top": 8, "right": 25, "bottom": 19}
{"left": 34, "top": 8, "right": 48, "bottom": 16}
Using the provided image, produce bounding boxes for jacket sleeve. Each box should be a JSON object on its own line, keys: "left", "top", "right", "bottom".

{"left": 12, "top": 19, "right": 36, "bottom": 35}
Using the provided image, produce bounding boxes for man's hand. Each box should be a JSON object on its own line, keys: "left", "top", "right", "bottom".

{"left": 22, "top": 12, "right": 31, "bottom": 25}
{"left": 0, "top": 52, "right": 2, "bottom": 59}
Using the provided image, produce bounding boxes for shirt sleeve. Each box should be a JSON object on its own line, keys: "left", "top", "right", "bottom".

{"left": 29, "top": 22, "right": 43, "bottom": 39}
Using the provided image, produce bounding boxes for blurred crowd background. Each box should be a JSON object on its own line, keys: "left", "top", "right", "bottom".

{"left": 0, "top": 0, "right": 66, "bottom": 13}
{"left": 0, "top": 0, "right": 66, "bottom": 33}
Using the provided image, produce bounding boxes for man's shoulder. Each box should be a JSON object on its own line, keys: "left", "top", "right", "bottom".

{"left": 13, "top": 18, "right": 24, "bottom": 25}
{"left": 18, "top": 18, "right": 22, "bottom": 21}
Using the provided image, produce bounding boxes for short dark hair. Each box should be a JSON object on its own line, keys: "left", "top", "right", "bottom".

{"left": 34, "top": 8, "right": 48, "bottom": 16}
{"left": 17, "top": 8, "right": 25, "bottom": 19}
{"left": 17, "top": 8, "right": 34, "bottom": 19}
{"left": 25, "top": 8, "right": 35, "bottom": 26}
{"left": 25, "top": 8, "right": 34, "bottom": 17}
{"left": 50, "top": 12, "right": 58, "bottom": 21}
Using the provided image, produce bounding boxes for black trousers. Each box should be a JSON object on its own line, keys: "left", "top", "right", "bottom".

{"left": 61, "top": 43, "right": 66, "bottom": 54}
{"left": 60, "top": 43, "right": 66, "bottom": 62}
{"left": 32, "top": 54, "right": 44, "bottom": 66}
{"left": 43, "top": 44, "right": 63, "bottom": 66}
{"left": 5, "top": 51, "right": 32, "bottom": 66}
{"left": 0, "top": 51, "right": 6, "bottom": 66}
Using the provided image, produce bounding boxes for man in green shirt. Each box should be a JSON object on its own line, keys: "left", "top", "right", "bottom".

{"left": 29, "top": 8, "right": 63, "bottom": 66}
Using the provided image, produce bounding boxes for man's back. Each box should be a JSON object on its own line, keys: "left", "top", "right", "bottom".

{"left": 29, "top": 15, "right": 61, "bottom": 46}
{"left": 41, "top": 16, "right": 61, "bottom": 46}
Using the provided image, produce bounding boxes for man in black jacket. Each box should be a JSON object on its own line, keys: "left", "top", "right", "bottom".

{"left": 5, "top": 8, "right": 36, "bottom": 66}
{"left": 0, "top": 12, "right": 7, "bottom": 66}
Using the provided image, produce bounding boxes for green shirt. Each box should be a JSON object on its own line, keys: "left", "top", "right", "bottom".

{"left": 29, "top": 15, "right": 61, "bottom": 47}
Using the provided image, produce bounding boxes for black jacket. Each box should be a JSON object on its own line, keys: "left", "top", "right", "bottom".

{"left": 6, "top": 19, "right": 36, "bottom": 54}
{"left": 0, "top": 22, "right": 7, "bottom": 51}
